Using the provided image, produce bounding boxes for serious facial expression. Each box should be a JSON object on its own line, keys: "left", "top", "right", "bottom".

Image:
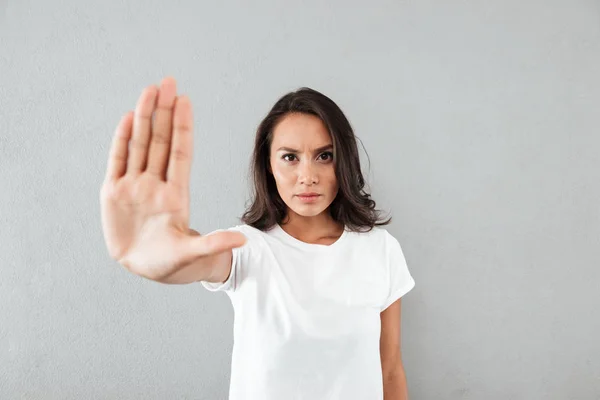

{"left": 269, "top": 113, "right": 339, "bottom": 219}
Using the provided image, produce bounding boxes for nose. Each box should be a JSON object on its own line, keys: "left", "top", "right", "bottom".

{"left": 298, "top": 159, "right": 318, "bottom": 185}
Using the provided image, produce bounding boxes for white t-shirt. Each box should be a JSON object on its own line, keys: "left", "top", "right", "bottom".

{"left": 201, "top": 223, "right": 415, "bottom": 400}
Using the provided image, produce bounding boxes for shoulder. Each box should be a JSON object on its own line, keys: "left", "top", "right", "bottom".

{"left": 346, "top": 226, "right": 404, "bottom": 257}
{"left": 347, "top": 225, "right": 394, "bottom": 243}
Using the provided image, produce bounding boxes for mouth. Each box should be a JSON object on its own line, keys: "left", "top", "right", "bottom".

{"left": 296, "top": 193, "right": 321, "bottom": 202}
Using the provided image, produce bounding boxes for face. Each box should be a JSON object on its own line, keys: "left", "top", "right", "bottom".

{"left": 269, "top": 113, "right": 339, "bottom": 219}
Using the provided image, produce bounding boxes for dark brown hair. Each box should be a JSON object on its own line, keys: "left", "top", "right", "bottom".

{"left": 241, "top": 87, "right": 391, "bottom": 232}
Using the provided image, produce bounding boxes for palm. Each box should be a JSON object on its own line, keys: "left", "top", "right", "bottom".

{"left": 103, "top": 174, "right": 189, "bottom": 271}
{"left": 100, "top": 77, "right": 245, "bottom": 281}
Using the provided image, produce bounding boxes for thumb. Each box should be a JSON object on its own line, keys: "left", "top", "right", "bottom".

{"left": 185, "top": 230, "right": 247, "bottom": 256}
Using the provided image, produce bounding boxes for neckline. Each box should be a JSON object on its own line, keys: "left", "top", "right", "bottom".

{"left": 273, "top": 223, "right": 348, "bottom": 251}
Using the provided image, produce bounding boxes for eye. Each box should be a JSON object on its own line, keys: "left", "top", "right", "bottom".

{"left": 319, "top": 151, "right": 333, "bottom": 161}
{"left": 282, "top": 153, "right": 297, "bottom": 162}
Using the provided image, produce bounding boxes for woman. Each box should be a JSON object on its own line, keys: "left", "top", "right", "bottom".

{"left": 100, "top": 76, "right": 416, "bottom": 399}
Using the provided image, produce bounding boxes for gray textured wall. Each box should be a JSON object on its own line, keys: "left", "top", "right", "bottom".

{"left": 1, "top": 0, "right": 599, "bottom": 399}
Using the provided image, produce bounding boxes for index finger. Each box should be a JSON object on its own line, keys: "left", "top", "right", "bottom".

{"left": 104, "top": 111, "right": 134, "bottom": 183}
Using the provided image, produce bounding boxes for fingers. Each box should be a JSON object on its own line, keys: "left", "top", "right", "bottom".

{"left": 105, "top": 111, "right": 134, "bottom": 182}
{"left": 167, "top": 95, "right": 194, "bottom": 190}
{"left": 146, "top": 77, "right": 177, "bottom": 179}
{"left": 106, "top": 78, "right": 190, "bottom": 184}
{"left": 127, "top": 85, "right": 158, "bottom": 175}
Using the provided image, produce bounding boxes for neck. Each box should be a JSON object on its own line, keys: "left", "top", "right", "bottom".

{"left": 280, "top": 210, "right": 344, "bottom": 244}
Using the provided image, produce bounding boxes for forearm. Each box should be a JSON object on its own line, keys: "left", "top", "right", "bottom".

{"left": 156, "top": 229, "right": 230, "bottom": 285}
{"left": 383, "top": 364, "right": 409, "bottom": 400}
{"left": 156, "top": 250, "right": 230, "bottom": 285}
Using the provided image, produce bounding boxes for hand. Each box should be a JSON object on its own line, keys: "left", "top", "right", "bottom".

{"left": 99, "top": 77, "right": 246, "bottom": 281}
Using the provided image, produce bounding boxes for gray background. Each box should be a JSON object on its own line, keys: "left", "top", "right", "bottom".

{"left": 1, "top": 0, "right": 599, "bottom": 399}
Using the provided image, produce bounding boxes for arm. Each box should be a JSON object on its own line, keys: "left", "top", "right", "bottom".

{"left": 156, "top": 228, "right": 233, "bottom": 285}
{"left": 101, "top": 78, "right": 247, "bottom": 286}
{"left": 380, "top": 298, "right": 409, "bottom": 400}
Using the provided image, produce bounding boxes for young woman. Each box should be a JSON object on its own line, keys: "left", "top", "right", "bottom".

{"left": 100, "top": 77, "right": 416, "bottom": 399}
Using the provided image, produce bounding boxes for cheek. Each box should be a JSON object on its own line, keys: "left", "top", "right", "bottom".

{"left": 326, "top": 168, "right": 338, "bottom": 188}
{"left": 271, "top": 166, "right": 294, "bottom": 186}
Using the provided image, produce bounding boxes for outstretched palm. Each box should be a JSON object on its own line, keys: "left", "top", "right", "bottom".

{"left": 100, "top": 77, "right": 245, "bottom": 281}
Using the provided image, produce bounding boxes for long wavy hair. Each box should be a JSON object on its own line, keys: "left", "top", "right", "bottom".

{"left": 241, "top": 87, "right": 391, "bottom": 233}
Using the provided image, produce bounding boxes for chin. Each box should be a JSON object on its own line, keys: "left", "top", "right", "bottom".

{"left": 287, "top": 201, "right": 331, "bottom": 218}
{"left": 292, "top": 209, "right": 326, "bottom": 218}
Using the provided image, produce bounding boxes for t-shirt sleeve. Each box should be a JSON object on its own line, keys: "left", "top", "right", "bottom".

{"left": 380, "top": 230, "right": 416, "bottom": 312}
{"left": 199, "top": 225, "right": 247, "bottom": 293}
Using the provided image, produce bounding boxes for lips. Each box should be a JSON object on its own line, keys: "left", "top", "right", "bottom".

{"left": 297, "top": 193, "right": 320, "bottom": 197}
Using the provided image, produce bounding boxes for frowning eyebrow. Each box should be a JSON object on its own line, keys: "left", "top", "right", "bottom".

{"left": 276, "top": 144, "right": 333, "bottom": 153}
